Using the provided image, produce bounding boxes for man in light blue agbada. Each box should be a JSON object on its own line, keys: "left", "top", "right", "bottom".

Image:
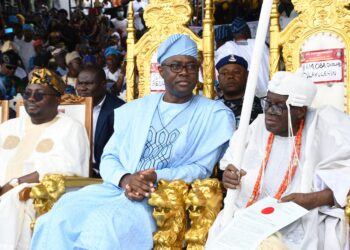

{"left": 31, "top": 34, "right": 235, "bottom": 250}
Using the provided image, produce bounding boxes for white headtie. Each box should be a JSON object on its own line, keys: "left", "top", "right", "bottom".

{"left": 268, "top": 71, "right": 317, "bottom": 107}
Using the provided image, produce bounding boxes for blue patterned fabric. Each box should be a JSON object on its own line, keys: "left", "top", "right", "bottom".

{"left": 31, "top": 93, "right": 235, "bottom": 250}
{"left": 231, "top": 17, "right": 248, "bottom": 34}
{"left": 139, "top": 126, "right": 180, "bottom": 170}
{"left": 138, "top": 97, "right": 193, "bottom": 170}
{"left": 219, "top": 96, "right": 262, "bottom": 129}
{"left": 214, "top": 25, "right": 233, "bottom": 43}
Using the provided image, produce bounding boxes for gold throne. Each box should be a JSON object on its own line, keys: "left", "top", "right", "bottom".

{"left": 125, "top": 0, "right": 215, "bottom": 101}
{"left": 270, "top": 0, "right": 350, "bottom": 114}
{"left": 125, "top": 1, "right": 220, "bottom": 247}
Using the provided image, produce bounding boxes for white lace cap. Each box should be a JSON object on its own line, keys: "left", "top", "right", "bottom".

{"left": 268, "top": 71, "right": 317, "bottom": 107}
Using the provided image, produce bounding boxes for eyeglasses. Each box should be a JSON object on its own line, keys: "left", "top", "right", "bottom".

{"left": 161, "top": 63, "right": 199, "bottom": 74}
{"left": 260, "top": 97, "right": 288, "bottom": 116}
{"left": 23, "top": 90, "right": 59, "bottom": 102}
{"left": 5, "top": 65, "right": 17, "bottom": 70}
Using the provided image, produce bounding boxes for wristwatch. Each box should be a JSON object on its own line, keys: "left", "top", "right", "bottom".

{"left": 9, "top": 178, "right": 20, "bottom": 187}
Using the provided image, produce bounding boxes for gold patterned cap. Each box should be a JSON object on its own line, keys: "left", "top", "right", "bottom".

{"left": 30, "top": 68, "right": 65, "bottom": 95}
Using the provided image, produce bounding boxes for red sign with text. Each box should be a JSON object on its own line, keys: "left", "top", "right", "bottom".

{"left": 300, "top": 48, "right": 344, "bottom": 84}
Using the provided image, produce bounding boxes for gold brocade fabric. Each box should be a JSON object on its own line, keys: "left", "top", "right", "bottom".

{"left": 4, "top": 117, "right": 59, "bottom": 183}
{"left": 31, "top": 68, "right": 65, "bottom": 95}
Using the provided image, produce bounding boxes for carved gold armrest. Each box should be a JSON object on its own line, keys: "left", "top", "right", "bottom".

{"left": 62, "top": 176, "right": 103, "bottom": 187}
{"left": 149, "top": 178, "right": 222, "bottom": 250}
{"left": 26, "top": 174, "right": 103, "bottom": 230}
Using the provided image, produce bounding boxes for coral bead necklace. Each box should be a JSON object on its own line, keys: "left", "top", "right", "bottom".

{"left": 246, "top": 120, "right": 304, "bottom": 207}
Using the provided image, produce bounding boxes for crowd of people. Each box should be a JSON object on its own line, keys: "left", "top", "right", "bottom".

{"left": 0, "top": 3, "right": 132, "bottom": 102}
{"left": 0, "top": 0, "right": 349, "bottom": 249}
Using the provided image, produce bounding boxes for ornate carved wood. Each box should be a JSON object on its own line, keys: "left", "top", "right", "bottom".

{"left": 270, "top": 0, "right": 350, "bottom": 113}
{"left": 126, "top": 0, "right": 215, "bottom": 101}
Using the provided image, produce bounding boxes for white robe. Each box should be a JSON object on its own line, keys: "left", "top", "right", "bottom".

{"left": 207, "top": 106, "right": 350, "bottom": 249}
{"left": 0, "top": 114, "right": 89, "bottom": 250}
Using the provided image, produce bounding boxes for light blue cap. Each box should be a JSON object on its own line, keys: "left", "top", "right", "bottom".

{"left": 157, "top": 34, "right": 197, "bottom": 64}
{"left": 104, "top": 46, "right": 121, "bottom": 57}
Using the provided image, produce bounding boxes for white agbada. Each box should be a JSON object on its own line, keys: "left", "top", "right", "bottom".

{"left": 215, "top": 39, "right": 270, "bottom": 98}
{"left": 207, "top": 106, "right": 350, "bottom": 249}
{"left": 0, "top": 113, "right": 89, "bottom": 250}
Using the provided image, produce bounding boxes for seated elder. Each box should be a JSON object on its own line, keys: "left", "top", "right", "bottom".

{"left": 0, "top": 68, "right": 89, "bottom": 250}
{"left": 206, "top": 71, "right": 350, "bottom": 249}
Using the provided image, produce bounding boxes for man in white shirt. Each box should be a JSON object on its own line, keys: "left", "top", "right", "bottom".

{"left": 111, "top": 7, "right": 128, "bottom": 37}
{"left": 17, "top": 24, "right": 36, "bottom": 73}
{"left": 133, "top": 0, "right": 148, "bottom": 31}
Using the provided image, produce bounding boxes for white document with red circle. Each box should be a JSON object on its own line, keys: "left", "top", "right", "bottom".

{"left": 209, "top": 196, "right": 309, "bottom": 250}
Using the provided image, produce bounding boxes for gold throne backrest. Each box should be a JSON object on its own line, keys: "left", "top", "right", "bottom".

{"left": 0, "top": 100, "right": 9, "bottom": 123}
{"left": 126, "top": 0, "right": 215, "bottom": 101}
{"left": 270, "top": 0, "right": 350, "bottom": 114}
{"left": 16, "top": 94, "right": 94, "bottom": 176}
